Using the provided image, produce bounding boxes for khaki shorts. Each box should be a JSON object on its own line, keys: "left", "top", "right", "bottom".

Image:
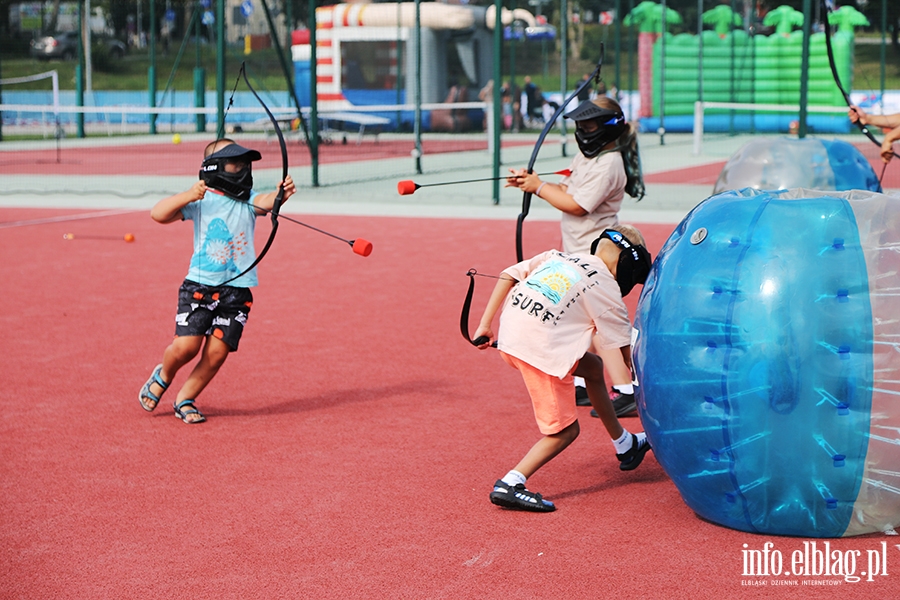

{"left": 500, "top": 351, "right": 578, "bottom": 435}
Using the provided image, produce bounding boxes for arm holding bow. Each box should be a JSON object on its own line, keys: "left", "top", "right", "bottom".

{"left": 252, "top": 175, "right": 297, "bottom": 215}
{"left": 847, "top": 106, "right": 900, "bottom": 164}
{"left": 151, "top": 180, "right": 208, "bottom": 224}
{"left": 506, "top": 168, "right": 584, "bottom": 216}
{"left": 472, "top": 274, "right": 518, "bottom": 350}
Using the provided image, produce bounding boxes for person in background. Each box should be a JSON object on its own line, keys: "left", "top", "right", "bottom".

{"left": 848, "top": 105, "right": 900, "bottom": 164}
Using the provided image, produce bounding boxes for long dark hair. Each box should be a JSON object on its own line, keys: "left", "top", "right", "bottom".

{"left": 592, "top": 97, "right": 644, "bottom": 201}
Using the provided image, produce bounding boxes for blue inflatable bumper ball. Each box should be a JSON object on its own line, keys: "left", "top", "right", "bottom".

{"left": 713, "top": 138, "right": 881, "bottom": 195}
{"left": 633, "top": 187, "right": 900, "bottom": 537}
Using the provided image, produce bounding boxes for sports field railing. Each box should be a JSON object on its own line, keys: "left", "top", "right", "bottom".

{"left": 692, "top": 101, "right": 851, "bottom": 155}
{"left": 0, "top": 101, "right": 504, "bottom": 191}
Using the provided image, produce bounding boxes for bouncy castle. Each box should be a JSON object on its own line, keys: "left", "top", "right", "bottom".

{"left": 291, "top": 2, "right": 537, "bottom": 131}
{"left": 629, "top": 2, "right": 860, "bottom": 133}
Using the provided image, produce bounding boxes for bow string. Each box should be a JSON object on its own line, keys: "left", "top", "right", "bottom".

{"left": 218, "top": 62, "right": 288, "bottom": 287}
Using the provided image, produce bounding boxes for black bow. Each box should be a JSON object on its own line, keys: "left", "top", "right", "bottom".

{"left": 460, "top": 269, "right": 498, "bottom": 348}
{"left": 516, "top": 45, "right": 605, "bottom": 262}
{"left": 218, "top": 63, "right": 287, "bottom": 287}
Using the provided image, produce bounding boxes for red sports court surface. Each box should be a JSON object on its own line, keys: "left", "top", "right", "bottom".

{"left": 1, "top": 207, "right": 894, "bottom": 598}
{"left": 0, "top": 137, "right": 532, "bottom": 176}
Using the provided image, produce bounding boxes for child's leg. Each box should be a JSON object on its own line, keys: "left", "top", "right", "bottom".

{"left": 511, "top": 420, "right": 580, "bottom": 479}
{"left": 141, "top": 335, "right": 203, "bottom": 410}
{"left": 595, "top": 344, "right": 632, "bottom": 389}
{"left": 576, "top": 351, "right": 652, "bottom": 470}
{"left": 574, "top": 352, "right": 623, "bottom": 440}
{"left": 174, "top": 335, "right": 231, "bottom": 410}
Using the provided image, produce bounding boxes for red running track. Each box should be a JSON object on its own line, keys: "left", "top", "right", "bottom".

{"left": 0, "top": 208, "right": 894, "bottom": 599}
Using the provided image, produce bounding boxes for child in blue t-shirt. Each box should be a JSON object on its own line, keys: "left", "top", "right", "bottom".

{"left": 139, "top": 138, "right": 295, "bottom": 424}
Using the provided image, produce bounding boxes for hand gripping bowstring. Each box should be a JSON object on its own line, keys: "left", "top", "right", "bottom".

{"left": 217, "top": 62, "right": 288, "bottom": 287}
{"left": 515, "top": 44, "right": 605, "bottom": 262}
{"left": 820, "top": 0, "right": 897, "bottom": 183}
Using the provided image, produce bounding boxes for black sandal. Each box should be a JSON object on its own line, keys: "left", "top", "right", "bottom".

{"left": 174, "top": 399, "right": 206, "bottom": 424}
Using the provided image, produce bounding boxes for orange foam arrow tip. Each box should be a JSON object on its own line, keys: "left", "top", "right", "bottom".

{"left": 352, "top": 239, "right": 373, "bottom": 257}
{"left": 397, "top": 180, "right": 418, "bottom": 195}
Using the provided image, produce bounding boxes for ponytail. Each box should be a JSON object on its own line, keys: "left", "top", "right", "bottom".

{"left": 618, "top": 123, "right": 645, "bottom": 201}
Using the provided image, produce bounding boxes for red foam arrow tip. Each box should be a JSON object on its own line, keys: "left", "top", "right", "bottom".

{"left": 397, "top": 180, "right": 419, "bottom": 195}
{"left": 556, "top": 169, "right": 572, "bottom": 177}
{"left": 352, "top": 239, "right": 373, "bottom": 257}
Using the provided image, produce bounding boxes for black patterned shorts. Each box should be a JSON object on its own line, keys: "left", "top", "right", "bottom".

{"left": 174, "top": 279, "right": 253, "bottom": 351}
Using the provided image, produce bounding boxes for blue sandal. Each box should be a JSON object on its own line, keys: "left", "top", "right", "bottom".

{"left": 139, "top": 364, "right": 168, "bottom": 412}
{"left": 174, "top": 399, "right": 206, "bottom": 424}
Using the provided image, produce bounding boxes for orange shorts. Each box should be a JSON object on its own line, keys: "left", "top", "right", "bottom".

{"left": 500, "top": 351, "right": 578, "bottom": 435}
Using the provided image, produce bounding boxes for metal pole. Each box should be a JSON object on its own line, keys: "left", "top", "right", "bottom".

{"left": 396, "top": 1, "right": 402, "bottom": 129}
{"left": 286, "top": 0, "right": 293, "bottom": 110}
{"left": 309, "top": 0, "right": 319, "bottom": 187}
{"left": 194, "top": 4, "right": 206, "bottom": 132}
{"left": 614, "top": 0, "right": 621, "bottom": 101}
{"left": 697, "top": 0, "right": 703, "bottom": 106}
{"left": 659, "top": 0, "right": 666, "bottom": 145}
{"left": 149, "top": 0, "right": 157, "bottom": 134}
{"left": 510, "top": 0, "right": 517, "bottom": 132}
{"left": 414, "top": 0, "right": 422, "bottom": 174}
{"left": 560, "top": 0, "right": 568, "bottom": 157}
{"left": 85, "top": 0, "right": 93, "bottom": 93}
{"left": 492, "top": 0, "right": 502, "bottom": 205}
{"left": 880, "top": 0, "right": 886, "bottom": 114}
{"left": 729, "top": 0, "right": 735, "bottom": 134}
{"left": 798, "top": 0, "right": 812, "bottom": 138}
{"left": 216, "top": 0, "right": 226, "bottom": 134}
{"left": 628, "top": 0, "right": 634, "bottom": 121}
{"left": 76, "top": 1, "right": 84, "bottom": 137}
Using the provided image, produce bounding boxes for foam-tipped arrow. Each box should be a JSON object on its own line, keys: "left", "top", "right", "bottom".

{"left": 397, "top": 169, "right": 572, "bottom": 195}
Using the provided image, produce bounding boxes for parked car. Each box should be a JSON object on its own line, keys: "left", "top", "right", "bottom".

{"left": 30, "top": 31, "right": 78, "bottom": 59}
{"left": 30, "top": 31, "right": 127, "bottom": 60}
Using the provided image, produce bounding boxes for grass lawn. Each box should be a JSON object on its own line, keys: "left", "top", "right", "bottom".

{"left": 1, "top": 44, "right": 291, "bottom": 92}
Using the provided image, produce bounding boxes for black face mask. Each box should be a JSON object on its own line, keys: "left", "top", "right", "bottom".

{"left": 590, "top": 229, "right": 652, "bottom": 296}
{"left": 575, "top": 113, "right": 627, "bottom": 158}
{"left": 199, "top": 159, "right": 254, "bottom": 201}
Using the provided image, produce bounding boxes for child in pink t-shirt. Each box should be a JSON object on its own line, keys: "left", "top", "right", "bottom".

{"left": 506, "top": 96, "right": 646, "bottom": 419}
{"left": 472, "top": 225, "right": 652, "bottom": 512}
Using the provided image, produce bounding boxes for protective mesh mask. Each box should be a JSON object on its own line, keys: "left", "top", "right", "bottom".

{"left": 574, "top": 112, "right": 627, "bottom": 158}
{"left": 199, "top": 159, "right": 254, "bottom": 201}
